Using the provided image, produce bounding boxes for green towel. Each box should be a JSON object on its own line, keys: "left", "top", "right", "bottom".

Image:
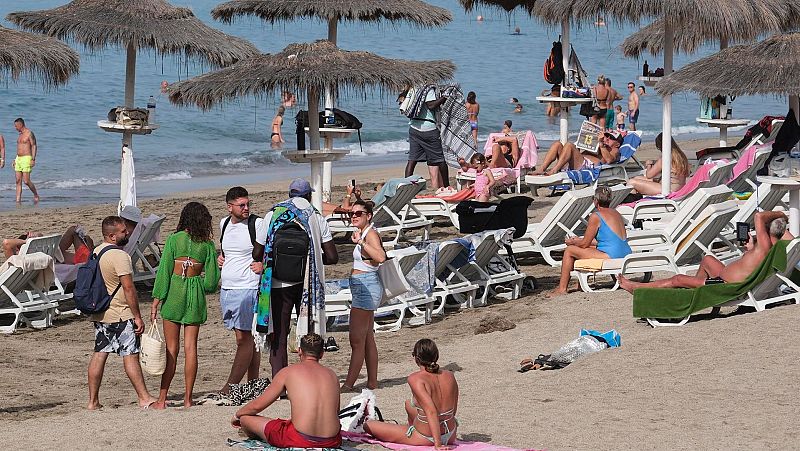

{"left": 632, "top": 240, "right": 790, "bottom": 319}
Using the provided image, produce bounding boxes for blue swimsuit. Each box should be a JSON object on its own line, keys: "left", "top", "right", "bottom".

{"left": 595, "top": 212, "right": 632, "bottom": 258}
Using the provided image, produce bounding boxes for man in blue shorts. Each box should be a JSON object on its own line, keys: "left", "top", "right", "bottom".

{"left": 217, "top": 186, "right": 267, "bottom": 393}
{"left": 627, "top": 82, "right": 640, "bottom": 131}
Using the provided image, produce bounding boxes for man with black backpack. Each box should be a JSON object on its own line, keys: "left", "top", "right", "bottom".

{"left": 217, "top": 187, "right": 267, "bottom": 394}
{"left": 263, "top": 179, "right": 338, "bottom": 377}
{"left": 86, "top": 216, "right": 156, "bottom": 410}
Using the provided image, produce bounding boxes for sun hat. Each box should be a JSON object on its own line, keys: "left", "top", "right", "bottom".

{"left": 289, "top": 178, "right": 314, "bottom": 197}
{"left": 119, "top": 205, "right": 142, "bottom": 223}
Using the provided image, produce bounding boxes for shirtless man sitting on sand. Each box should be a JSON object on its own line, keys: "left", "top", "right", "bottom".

{"left": 232, "top": 333, "right": 342, "bottom": 449}
{"left": 13, "top": 118, "right": 40, "bottom": 204}
{"left": 532, "top": 130, "right": 622, "bottom": 176}
{"left": 619, "top": 211, "right": 789, "bottom": 292}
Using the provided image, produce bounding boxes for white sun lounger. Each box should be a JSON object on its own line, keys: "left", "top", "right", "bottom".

{"left": 405, "top": 196, "right": 462, "bottom": 229}
{"left": 0, "top": 254, "right": 61, "bottom": 334}
{"left": 432, "top": 240, "right": 479, "bottom": 314}
{"left": 328, "top": 182, "right": 433, "bottom": 248}
{"left": 451, "top": 232, "right": 525, "bottom": 308}
{"left": 727, "top": 146, "right": 772, "bottom": 193}
{"left": 574, "top": 199, "right": 741, "bottom": 292}
{"left": 723, "top": 182, "right": 788, "bottom": 240}
{"left": 323, "top": 247, "right": 432, "bottom": 333}
{"left": 130, "top": 215, "right": 165, "bottom": 283}
{"left": 647, "top": 237, "right": 800, "bottom": 327}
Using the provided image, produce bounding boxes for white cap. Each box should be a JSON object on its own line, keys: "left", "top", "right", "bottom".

{"left": 119, "top": 205, "right": 142, "bottom": 223}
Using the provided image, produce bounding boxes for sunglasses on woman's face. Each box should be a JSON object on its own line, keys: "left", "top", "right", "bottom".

{"left": 349, "top": 210, "right": 367, "bottom": 218}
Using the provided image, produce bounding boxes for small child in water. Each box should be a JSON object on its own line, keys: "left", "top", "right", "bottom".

{"left": 459, "top": 154, "right": 496, "bottom": 202}
{"left": 615, "top": 105, "right": 626, "bottom": 130}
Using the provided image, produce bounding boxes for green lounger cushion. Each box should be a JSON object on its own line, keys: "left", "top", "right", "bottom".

{"left": 632, "top": 240, "right": 790, "bottom": 319}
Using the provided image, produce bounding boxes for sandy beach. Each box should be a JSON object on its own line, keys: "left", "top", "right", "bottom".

{"left": 3, "top": 135, "right": 798, "bottom": 451}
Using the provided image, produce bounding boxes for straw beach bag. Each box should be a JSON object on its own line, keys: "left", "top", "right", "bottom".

{"left": 140, "top": 322, "right": 166, "bottom": 376}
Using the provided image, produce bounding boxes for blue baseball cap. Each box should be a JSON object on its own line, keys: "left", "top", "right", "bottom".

{"left": 289, "top": 178, "right": 314, "bottom": 197}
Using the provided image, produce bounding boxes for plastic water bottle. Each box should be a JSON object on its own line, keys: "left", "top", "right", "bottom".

{"left": 147, "top": 96, "right": 156, "bottom": 125}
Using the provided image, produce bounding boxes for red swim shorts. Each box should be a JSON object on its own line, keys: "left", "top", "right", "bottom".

{"left": 263, "top": 419, "right": 342, "bottom": 449}
{"left": 74, "top": 245, "right": 90, "bottom": 264}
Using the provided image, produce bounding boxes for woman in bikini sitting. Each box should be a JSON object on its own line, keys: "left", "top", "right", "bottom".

{"left": 364, "top": 339, "right": 459, "bottom": 450}
{"left": 151, "top": 202, "right": 220, "bottom": 409}
{"left": 550, "top": 185, "right": 631, "bottom": 296}
{"left": 627, "top": 133, "right": 689, "bottom": 196}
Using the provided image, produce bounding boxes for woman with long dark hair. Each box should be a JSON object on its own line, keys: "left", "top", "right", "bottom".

{"left": 364, "top": 339, "right": 459, "bottom": 449}
{"left": 465, "top": 91, "right": 480, "bottom": 143}
{"left": 151, "top": 202, "right": 220, "bottom": 408}
{"left": 341, "top": 200, "right": 386, "bottom": 391}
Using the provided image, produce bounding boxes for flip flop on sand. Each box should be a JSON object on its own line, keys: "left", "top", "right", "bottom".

{"left": 141, "top": 400, "right": 157, "bottom": 410}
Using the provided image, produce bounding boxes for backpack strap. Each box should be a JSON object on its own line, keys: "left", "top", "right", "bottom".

{"left": 247, "top": 214, "right": 259, "bottom": 246}
{"left": 219, "top": 216, "right": 232, "bottom": 257}
{"left": 95, "top": 245, "right": 122, "bottom": 297}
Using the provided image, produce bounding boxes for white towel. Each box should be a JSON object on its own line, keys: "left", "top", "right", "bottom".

{"left": 0, "top": 252, "right": 55, "bottom": 291}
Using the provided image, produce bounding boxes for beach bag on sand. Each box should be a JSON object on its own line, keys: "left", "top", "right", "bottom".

{"left": 140, "top": 322, "right": 166, "bottom": 376}
{"left": 339, "top": 389, "right": 383, "bottom": 433}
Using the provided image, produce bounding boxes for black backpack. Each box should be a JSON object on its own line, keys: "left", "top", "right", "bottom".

{"left": 74, "top": 245, "right": 122, "bottom": 315}
{"left": 544, "top": 41, "right": 565, "bottom": 85}
{"left": 220, "top": 214, "right": 261, "bottom": 260}
{"left": 271, "top": 220, "right": 310, "bottom": 283}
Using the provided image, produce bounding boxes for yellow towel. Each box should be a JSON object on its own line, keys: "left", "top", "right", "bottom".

{"left": 575, "top": 258, "right": 605, "bottom": 271}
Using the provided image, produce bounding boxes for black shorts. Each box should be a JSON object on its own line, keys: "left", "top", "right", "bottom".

{"left": 408, "top": 127, "right": 445, "bottom": 165}
{"left": 593, "top": 108, "right": 608, "bottom": 118}
{"left": 705, "top": 277, "right": 726, "bottom": 285}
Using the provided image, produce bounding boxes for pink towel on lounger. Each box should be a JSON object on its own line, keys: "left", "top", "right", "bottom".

{"left": 342, "top": 432, "right": 539, "bottom": 451}
{"left": 417, "top": 187, "right": 475, "bottom": 202}
{"left": 620, "top": 161, "right": 719, "bottom": 208}
{"left": 728, "top": 143, "right": 768, "bottom": 183}
{"left": 482, "top": 131, "right": 538, "bottom": 169}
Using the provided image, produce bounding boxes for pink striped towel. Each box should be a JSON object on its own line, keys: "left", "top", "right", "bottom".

{"left": 342, "top": 432, "right": 539, "bottom": 451}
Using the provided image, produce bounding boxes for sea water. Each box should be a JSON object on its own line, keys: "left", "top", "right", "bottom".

{"left": 0, "top": 0, "right": 788, "bottom": 210}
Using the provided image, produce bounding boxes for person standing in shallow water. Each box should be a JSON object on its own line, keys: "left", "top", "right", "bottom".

{"left": 465, "top": 91, "right": 480, "bottom": 144}
{"left": 13, "top": 118, "right": 40, "bottom": 204}
{"left": 151, "top": 202, "right": 220, "bottom": 409}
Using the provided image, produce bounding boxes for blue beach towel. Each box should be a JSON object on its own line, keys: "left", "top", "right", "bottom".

{"left": 565, "top": 133, "right": 642, "bottom": 184}
{"left": 580, "top": 328, "right": 621, "bottom": 347}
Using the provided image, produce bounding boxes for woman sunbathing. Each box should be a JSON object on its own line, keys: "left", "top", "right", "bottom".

{"left": 364, "top": 339, "right": 459, "bottom": 449}
{"left": 627, "top": 133, "right": 690, "bottom": 195}
{"left": 321, "top": 184, "right": 361, "bottom": 216}
{"left": 550, "top": 185, "right": 631, "bottom": 296}
{"left": 488, "top": 135, "right": 519, "bottom": 168}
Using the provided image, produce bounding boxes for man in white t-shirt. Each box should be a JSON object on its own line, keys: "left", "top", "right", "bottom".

{"left": 217, "top": 187, "right": 267, "bottom": 393}
{"left": 268, "top": 179, "right": 338, "bottom": 377}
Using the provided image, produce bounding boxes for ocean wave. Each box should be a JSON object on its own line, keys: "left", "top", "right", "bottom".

{"left": 344, "top": 139, "right": 409, "bottom": 155}
{"left": 220, "top": 157, "right": 251, "bottom": 167}
{"left": 50, "top": 177, "right": 120, "bottom": 189}
{"left": 142, "top": 171, "right": 192, "bottom": 182}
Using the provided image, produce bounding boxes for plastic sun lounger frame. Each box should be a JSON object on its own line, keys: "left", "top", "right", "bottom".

{"left": 405, "top": 197, "right": 462, "bottom": 230}
{"left": 573, "top": 199, "right": 741, "bottom": 292}
{"left": 0, "top": 258, "right": 61, "bottom": 334}
{"left": 130, "top": 215, "right": 166, "bottom": 283}
{"left": 323, "top": 247, "right": 433, "bottom": 333}
{"left": 646, "top": 237, "right": 800, "bottom": 327}
{"left": 18, "top": 234, "right": 74, "bottom": 316}
{"left": 449, "top": 233, "right": 525, "bottom": 308}
{"left": 432, "top": 240, "right": 479, "bottom": 314}
{"left": 727, "top": 145, "right": 772, "bottom": 194}
{"left": 327, "top": 182, "right": 433, "bottom": 248}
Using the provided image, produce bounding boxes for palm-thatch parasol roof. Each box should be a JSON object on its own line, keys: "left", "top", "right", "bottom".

{"left": 532, "top": 0, "right": 784, "bottom": 39}
{"left": 7, "top": 0, "right": 259, "bottom": 67}
{"left": 656, "top": 33, "right": 800, "bottom": 97}
{"left": 211, "top": 0, "right": 452, "bottom": 27}
{"left": 457, "top": 0, "right": 534, "bottom": 14}
{"left": 168, "top": 40, "right": 454, "bottom": 110}
{"left": 622, "top": 19, "right": 725, "bottom": 58}
{"left": 0, "top": 25, "right": 79, "bottom": 86}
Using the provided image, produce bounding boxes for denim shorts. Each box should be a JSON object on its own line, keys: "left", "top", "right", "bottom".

{"left": 220, "top": 288, "right": 258, "bottom": 331}
{"left": 349, "top": 272, "right": 383, "bottom": 311}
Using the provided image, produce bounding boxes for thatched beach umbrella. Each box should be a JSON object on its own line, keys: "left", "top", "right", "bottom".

{"left": 7, "top": 0, "right": 259, "bottom": 210}
{"left": 655, "top": 32, "right": 800, "bottom": 235}
{"left": 531, "top": 0, "right": 786, "bottom": 195}
{"left": 0, "top": 25, "right": 79, "bottom": 86}
{"left": 168, "top": 40, "right": 454, "bottom": 209}
{"left": 212, "top": 0, "right": 452, "bottom": 200}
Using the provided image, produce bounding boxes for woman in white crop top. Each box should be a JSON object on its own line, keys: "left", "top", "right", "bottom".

{"left": 342, "top": 200, "right": 386, "bottom": 391}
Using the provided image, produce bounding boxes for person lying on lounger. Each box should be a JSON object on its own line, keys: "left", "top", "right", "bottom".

{"left": 321, "top": 183, "right": 361, "bottom": 216}
{"left": 364, "top": 339, "right": 458, "bottom": 450}
{"left": 551, "top": 185, "right": 632, "bottom": 296}
{"left": 531, "top": 130, "right": 622, "bottom": 176}
{"left": 619, "top": 211, "right": 789, "bottom": 292}
{"left": 2, "top": 224, "right": 94, "bottom": 264}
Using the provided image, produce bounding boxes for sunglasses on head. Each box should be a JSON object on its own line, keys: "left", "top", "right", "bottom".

{"left": 349, "top": 210, "right": 367, "bottom": 218}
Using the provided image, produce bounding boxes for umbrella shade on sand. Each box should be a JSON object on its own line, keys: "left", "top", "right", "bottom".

{"left": 168, "top": 40, "right": 454, "bottom": 208}
{"left": 7, "top": 0, "right": 259, "bottom": 210}
{"left": 530, "top": 0, "right": 788, "bottom": 195}
{"left": 0, "top": 25, "right": 79, "bottom": 86}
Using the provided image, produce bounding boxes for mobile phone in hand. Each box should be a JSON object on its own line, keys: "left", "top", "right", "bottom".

{"left": 351, "top": 179, "right": 356, "bottom": 188}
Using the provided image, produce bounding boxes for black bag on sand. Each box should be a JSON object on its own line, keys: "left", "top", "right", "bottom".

{"left": 454, "top": 196, "right": 532, "bottom": 239}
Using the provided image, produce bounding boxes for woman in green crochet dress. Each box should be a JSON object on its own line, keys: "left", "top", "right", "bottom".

{"left": 150, "top": 202, "right": 220, "bottom": 409}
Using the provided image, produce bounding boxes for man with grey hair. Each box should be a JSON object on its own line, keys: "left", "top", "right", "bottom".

{"left": 620, "top": 211, "right": 790, "bottom": 292}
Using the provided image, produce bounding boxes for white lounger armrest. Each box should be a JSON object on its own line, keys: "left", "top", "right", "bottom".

{"left": 629, "top": 198, "right": 679, "bottom": 222}
{"left": 625, "top": 229, "right": 673, "bottom": 250}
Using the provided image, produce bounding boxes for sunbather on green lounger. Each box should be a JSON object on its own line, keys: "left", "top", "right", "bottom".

{"left": 620, "top": 211, "right": 790, "bottom": 292}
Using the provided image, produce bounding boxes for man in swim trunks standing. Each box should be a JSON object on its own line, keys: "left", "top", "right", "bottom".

{"left": 627, "top": 82, "right": 640, "bottom": 131}
{"left": 233, "top": 333, "right": 342, "bottom": 448}
{"left": 619, "top": 211, "right": 790, "bottom": 292}
{"left": 13, "top": 118, "right": 40, "bottom": 204}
